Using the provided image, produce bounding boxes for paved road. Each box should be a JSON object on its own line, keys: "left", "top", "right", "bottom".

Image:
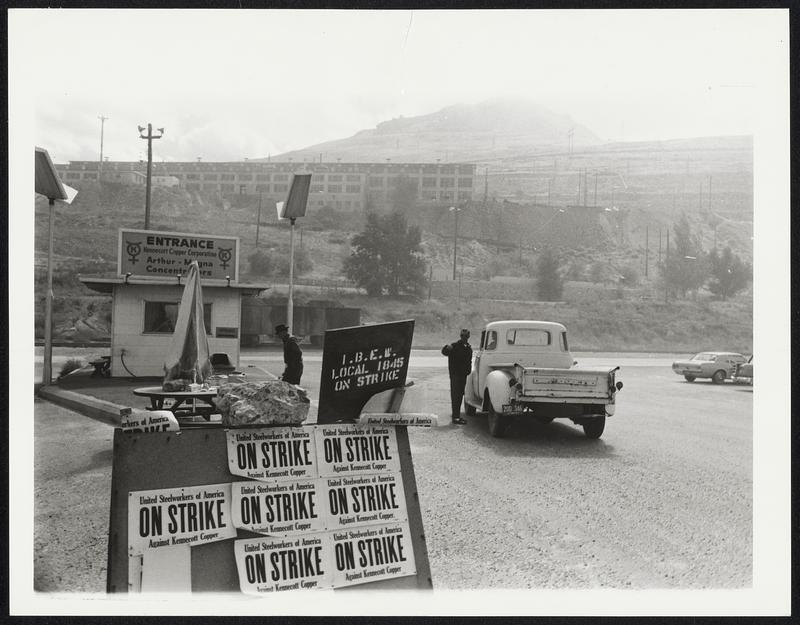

{"left": 31, "top": 353, "right": 752, "bottom": 592}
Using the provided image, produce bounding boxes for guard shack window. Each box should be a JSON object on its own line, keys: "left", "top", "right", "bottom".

{"left": 144, "top": 302, "right": 212, "bottom": 334}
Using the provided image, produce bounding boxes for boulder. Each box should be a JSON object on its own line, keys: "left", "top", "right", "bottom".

{"left": 216, "top": 380, "right": 309, "bottom": 427}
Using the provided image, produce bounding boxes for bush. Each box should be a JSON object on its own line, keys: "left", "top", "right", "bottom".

{"left": 59, "top": 358, "right": 84, "bottom": 379}
{"left": 248, "top": 250, "right": 274, "bottom": 276}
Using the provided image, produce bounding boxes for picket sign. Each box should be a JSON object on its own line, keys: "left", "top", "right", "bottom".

{"left": 106, "top": 426, "right": 432, "bottom": 593}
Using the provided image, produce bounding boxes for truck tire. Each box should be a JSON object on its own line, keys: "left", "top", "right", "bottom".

{"left": 711, "top": 370, "right": 726, "bottom": 384}
{"left": 582, "top": 415, "right": 605, "bottom": 439}
{"left": 464, "top": 400, "right": 476, "bottom": 416}
{"left": 684, "top": 375, "right": 696, "bottom": 382}
{"left": 487, "top": 402, "right": 509, "bottom": 438}
{"left": 535, "top": 416, "right": 555, "bottom": 424}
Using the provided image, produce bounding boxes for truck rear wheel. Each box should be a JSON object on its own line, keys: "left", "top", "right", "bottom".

{"left": 487, "top": 402, "right": 509, "bottom": 438}
{"left": 582, "top": 415, "right": 605, "bottom": 439}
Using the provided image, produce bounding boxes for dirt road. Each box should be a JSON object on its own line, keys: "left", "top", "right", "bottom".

{"left": 32, "top": 352, "right": 752, "bottom": 591}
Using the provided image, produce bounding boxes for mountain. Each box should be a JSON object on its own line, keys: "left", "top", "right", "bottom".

{"left": 273, "top": 98, "right": 601, "bottom": 163}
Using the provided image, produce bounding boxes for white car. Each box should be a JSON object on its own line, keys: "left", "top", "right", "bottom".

{"left": 671, "top": 352, "right": 747, "bottom": 383}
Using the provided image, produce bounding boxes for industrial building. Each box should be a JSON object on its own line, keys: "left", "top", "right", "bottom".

{"left": 55, "top": 159, "right": 477, "bottom": 211}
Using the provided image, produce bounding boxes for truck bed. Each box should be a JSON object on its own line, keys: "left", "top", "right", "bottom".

{"left": 518, "top": 366, "right": 618, "bottom": 402}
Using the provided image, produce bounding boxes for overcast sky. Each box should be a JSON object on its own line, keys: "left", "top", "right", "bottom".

{"left": 10, "top": 8, "right": 786, "bottom": 163}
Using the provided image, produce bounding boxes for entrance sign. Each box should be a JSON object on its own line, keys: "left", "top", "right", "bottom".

{"left": 234, "top": 534, "right": 331, "bottom": 594}
{"left": 128, "top": 483, "right": 237, "bottom": 554}
{"left": 227, "top": 427, "right": 317, "bottom": 481}
{"left": 119, "top": 228, "right": 240, "bottom": 281}
{"left": 317, "top": 320, "right": 414, "bottom": 424}
{"left": 331, "top": 522, "right": 416, "bottom": 587}
{"left": 315, "top": 425, "right": 401, "bottom": 477}
{"left": 231, "top": 479, "right": 326, "bottom": 536}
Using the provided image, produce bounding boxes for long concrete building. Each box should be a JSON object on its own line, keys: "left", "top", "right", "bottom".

{"left": 55, "top": 160, "right": 477, "bottom": 211}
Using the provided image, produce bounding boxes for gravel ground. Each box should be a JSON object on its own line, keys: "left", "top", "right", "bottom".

{"left": 30, "top": 353, "right": 752, "bottom": 593}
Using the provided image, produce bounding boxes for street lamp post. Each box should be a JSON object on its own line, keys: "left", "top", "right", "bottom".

{"left": 35, "top": 147, "right": 77, "bottom": 385}
{"left": 449, "top": 206, "right": 462, "bottom": 280}
{"left": 98, "top": 115, "right": 108, "bottom": 179}
{"left": 138, "top": 123, "right": 164, "bottom": 229}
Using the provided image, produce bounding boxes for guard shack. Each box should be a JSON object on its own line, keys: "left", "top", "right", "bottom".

{"left": 80, "top": 228, "right": 269, "bottom": 377}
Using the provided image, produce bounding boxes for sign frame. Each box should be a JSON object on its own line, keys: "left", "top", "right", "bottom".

{"left": 117, "top": 228, "right": 240, "bottom": 283}
{"left": 317, "top": 320, "right": 414, "bottom": 424}
{"left": 106, "top": 427, "right": 432, "bottom": 593}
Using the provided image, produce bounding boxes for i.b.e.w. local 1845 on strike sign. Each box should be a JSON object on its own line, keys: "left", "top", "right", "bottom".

{"left": 317, "top": 320, "right": 414, "bottom": 424}
{"left": 118, "top": 228, "right": 239, "bottom": 281}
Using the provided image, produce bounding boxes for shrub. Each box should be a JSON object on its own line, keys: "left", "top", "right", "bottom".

{"left": 59, "top": 358, "right": 84, "bottom": 379}
{"left": 248, "top": 249, "right": 274, "bottom": 276}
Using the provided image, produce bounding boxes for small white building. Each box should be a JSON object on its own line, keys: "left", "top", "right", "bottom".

{"left": 80, "top": 228, "right": 269, "bottom": 377}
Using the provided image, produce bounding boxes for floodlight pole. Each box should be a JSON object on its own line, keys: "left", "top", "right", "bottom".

{"left": 287, "top": 217, "right": 296, "bottom": 332}
{"left": 43, "top": 198, "right": 55, "bottom": 385}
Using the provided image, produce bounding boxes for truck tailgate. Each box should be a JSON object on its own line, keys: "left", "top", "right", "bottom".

{"left": 520, "top": 366, "right": 616, "bottom": 400}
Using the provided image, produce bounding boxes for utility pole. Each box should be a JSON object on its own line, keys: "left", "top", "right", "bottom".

{"left": 583, "top": 169, "right": 588, "bottom": 207}
{"left": 98, "top": 115, "right": 108, "bottom": 179}
{"left": 138, "top": 123, "right": 164, "bottom": 230}
{"left": 665, "top": 229, "right": 670, "bottom": 304}
{"left": 256, "top": 192, "right": 262, "bottom": 246}
{"left": 449, "top": 206, "right": 461, "bottom": 280}
{"left": 658, "top": 228, "right": 662, "bottom": 266}
{"left": 708, "top": 175, "right": 712, "bottom": 213}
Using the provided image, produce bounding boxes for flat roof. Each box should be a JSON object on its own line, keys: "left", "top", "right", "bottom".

{"left": 79, "top": 275, "right": 270, "bottom": 296}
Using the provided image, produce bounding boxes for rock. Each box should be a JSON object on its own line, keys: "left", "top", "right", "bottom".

{"left": 216, "top": 380, "right": 309, "bottom": 427}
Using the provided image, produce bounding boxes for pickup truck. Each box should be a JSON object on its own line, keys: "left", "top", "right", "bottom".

{"left": 463, "top": 320, "right": 623, "bottom": 439}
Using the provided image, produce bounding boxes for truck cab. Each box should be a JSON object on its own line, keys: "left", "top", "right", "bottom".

{"left": 469, "top": 320, "right": 573, "bottom": 400}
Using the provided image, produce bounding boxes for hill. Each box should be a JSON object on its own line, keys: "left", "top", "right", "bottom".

{"left": 273, "top": 98, "right": 601, "bottom": 163}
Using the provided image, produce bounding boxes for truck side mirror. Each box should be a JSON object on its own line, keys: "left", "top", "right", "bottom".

{"left": 616, "top": 381, "right": 624, "bottom": 391}
{"left": 573, "top": 360, "right": 578, "bottom": 365}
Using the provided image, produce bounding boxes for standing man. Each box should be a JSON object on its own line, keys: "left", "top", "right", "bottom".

{"left": 442, "top": 328, "right": 473, "bottom": 425}
{"left": 275, "top": 324, "right": 303, "bottom": 385}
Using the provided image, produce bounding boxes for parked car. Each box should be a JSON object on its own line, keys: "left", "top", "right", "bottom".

{"left": 463, "top": 320, "right": 623, "bottom": 438}
{"left": 732, "top": 355, "right": 753, "bottom": 384}
{"left": 672, "top": 352, "right": 747, "bottom": 383}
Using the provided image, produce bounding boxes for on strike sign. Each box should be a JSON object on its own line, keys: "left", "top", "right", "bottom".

{"left": 234, "top": 534, "right": 332, "bottom": 594}
{"left": 128, "top": 483, "right": 237, "bottom": 554}
{"left": 330, "top": 522, "right": 416, "bottom": 587}
{"left": 231, "top": 479, "right": 326, "bottom": 536}
{"left": 316, "top": 425, "right": 401, "bottom": 476}
{"left": 317, "top": 320, "right": 414, "bottom": 423}
{"left": 227, "top": 427, "right": 317, "bottom": 480}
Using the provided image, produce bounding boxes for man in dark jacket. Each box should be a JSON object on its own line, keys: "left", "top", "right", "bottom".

{"left": 442, "top": 328, "right": 472, "bottom": 425}
{"left": 275, "top": 324, "right": 303, "bottom": 385}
